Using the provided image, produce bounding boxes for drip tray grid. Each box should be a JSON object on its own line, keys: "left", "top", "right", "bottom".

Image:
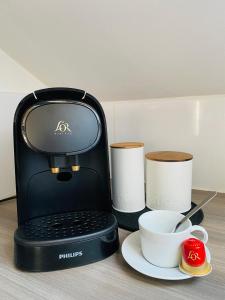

{"left": 17, "top": 211, "right": 114, "bottom": 241}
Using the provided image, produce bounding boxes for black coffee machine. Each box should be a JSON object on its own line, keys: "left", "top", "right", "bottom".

{"left": 13, "top": 87, "right": 119, "bottom": 272}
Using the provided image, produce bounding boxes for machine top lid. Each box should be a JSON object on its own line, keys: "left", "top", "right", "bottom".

{"left": 21, "top": 100, "right": 102, "bottom": 155}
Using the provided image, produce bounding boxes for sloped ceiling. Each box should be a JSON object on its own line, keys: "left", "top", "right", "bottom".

{"left": 0, "top": 0, "right": 225, "bottom": 100}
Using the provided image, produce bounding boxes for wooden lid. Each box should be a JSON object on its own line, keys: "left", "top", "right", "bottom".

{"left": 145, "top": 151, "right": 193, "bottom": 162}
{"left": 110, "top": 142, "right": 144, "bottom": 149}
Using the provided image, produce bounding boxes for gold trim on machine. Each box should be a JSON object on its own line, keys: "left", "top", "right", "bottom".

{"left": 72, "top": 165, "right": 80, "bottom": 172}
{"left": 51, "top": 167, "right": 60, "bottom": 174}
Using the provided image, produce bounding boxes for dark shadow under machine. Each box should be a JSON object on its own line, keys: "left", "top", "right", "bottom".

{"left": 13, "top": 87, "right": 119, "bottom": 272}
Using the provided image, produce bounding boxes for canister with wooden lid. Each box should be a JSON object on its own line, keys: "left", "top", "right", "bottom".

{"left": 110, "top": 142, "right": 145, "bottom": 212}
{"left": 145, "top": 151, "right": 193, "bottom": 213}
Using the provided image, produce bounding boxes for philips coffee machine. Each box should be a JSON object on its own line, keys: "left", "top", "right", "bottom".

{"left": 13, "top": 87, "right": 119, "bottom": 272}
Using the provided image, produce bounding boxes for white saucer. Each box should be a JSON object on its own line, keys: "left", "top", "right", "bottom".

{"left": 121, "top": 231, "right": 211, "bottom": 280}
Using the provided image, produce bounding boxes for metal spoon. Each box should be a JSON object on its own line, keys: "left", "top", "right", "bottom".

{"left": 172, "top": 192, "right": 217, "bottom": 233}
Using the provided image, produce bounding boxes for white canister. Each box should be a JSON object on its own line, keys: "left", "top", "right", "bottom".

{"left": 146, "top": 151, "right": 193, "bottom": 213}
{"left": 110, "top": 142, "right": 145, "bottom": 213}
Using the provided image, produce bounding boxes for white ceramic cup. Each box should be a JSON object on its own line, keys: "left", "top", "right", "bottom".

{"left": 138, "top": 210, "right": 208, "bottom": 268}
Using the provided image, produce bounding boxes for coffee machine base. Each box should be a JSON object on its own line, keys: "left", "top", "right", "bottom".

{"left": 14, "top": 211, "right": 119, "bottom": 272}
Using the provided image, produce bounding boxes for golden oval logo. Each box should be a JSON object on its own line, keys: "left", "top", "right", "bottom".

{"left": 54, "top": 121, "right": 72, "bottom": 135}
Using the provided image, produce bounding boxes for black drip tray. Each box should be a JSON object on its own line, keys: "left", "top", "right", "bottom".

{"left": 113, "top": 202, "right": 204, "bottom": 232}
{"left": 16, "top": 211, "right": 115, "bottom": 241}
{"left": 14, "top": 211, "right": 119, "bottom": 271}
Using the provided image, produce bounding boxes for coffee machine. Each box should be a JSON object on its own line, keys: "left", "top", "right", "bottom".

{"left": 13, "top": 87, "right": 119, "bottom": 272}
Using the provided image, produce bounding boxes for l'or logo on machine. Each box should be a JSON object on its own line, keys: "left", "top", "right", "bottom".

{"left": 54, "top": 120, "right": 72, "bottom": 135}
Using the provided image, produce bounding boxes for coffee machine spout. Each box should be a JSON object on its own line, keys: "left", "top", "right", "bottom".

{"left": 49, "top": 155, "right": 80, "bottom": 174}
{"left": 70, "top": 155, "right": 80, "bottom": 172}
{"left": 51, "top": 167, "right": 60, "bottom": 174}
{"left": 49, "top": 155, "right": 62, "bottom": 174}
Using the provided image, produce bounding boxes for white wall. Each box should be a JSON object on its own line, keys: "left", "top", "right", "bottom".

{"left": 0, "top": 1, "right": 225, "bottom": 100}
{"left": 101, "top": 94, "right": 225, "bottom": 193}
{"left": 0, "top": 92, "right": 26, "bottom": 199}
{"left": 0, "top": 49, "right": 46, "bottom": 199}
{"left": 0, "top": 48, "right": 45, "bottom": 93}
{"left": 0, "top": 48, "right": 224, "bottom": 196}
{"left": 1, "top": 91, "right": 224, "bottom": 199}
